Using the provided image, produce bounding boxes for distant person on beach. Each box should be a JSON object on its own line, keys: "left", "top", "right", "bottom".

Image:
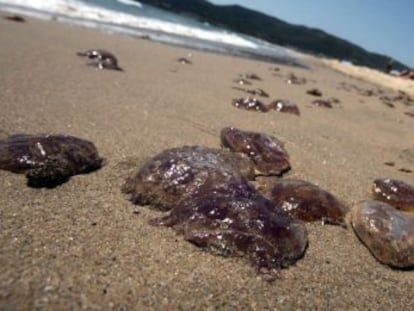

{"left": 399, "top": 68, "right": 414, "bottom": 80}
{"left": 386, "top": 59, "right": 414, "bottom": 79}
{"left": 385, "top": 59, "right": 394, "bottom": 74}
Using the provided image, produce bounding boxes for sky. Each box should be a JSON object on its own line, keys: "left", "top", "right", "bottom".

{"left": 209, "top": 0, "right": 413, "bottom": 67}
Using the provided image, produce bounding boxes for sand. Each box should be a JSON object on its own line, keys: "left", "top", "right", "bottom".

{"left": 1, "top": 15, "right": 414, "bottom": 310}
{"left": 319, "top": 57, "right": 414, "bottom": 97}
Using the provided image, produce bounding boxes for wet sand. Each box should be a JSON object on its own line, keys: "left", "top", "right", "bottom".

{"left": 1, "top": 15, "right": 414, "bottom": 309}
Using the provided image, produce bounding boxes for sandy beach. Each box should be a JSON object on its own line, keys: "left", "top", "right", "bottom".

{"left": 1, "top": 15, "right": 414, "bottom": 309}
{"left": 319, "top": 57, "right": 414, "bottom": 97}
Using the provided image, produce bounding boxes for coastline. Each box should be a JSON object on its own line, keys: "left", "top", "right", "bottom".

{"left": 0, "top": 2, "right": 304, "bottom": 68}
{"left": 1, "top": 14, "right": 414, "bottom": 309}
{"left": 317, "top": 56, "right": 414, "bottom": 97}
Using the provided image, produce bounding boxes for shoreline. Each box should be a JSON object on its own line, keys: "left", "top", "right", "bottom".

{"left": 0, "top": 4, "right": 305, "bottom": 68}
{"left": 1, "top": 14, "right": 414, "bottom": 309}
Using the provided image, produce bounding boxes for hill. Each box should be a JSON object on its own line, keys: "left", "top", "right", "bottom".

{"left": 137, "top": 0, "right": 408, "bottom": 71}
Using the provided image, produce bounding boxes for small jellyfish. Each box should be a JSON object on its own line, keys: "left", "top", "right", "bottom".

{"left": 404, "top": 111, "right": 414, "bottom": 118}
{"left": 255, "top": 178, "right": 348, "bottom": 225}
{"left": 372, "top": 178, "right": 414, "bottom": 211}
{"left": 233, "top": 78, "right": 252, "bottom": 86}
{"left": 329, "top": 97, "right": 341, "bottom": 104}
{"left": 268, "top": 99, "right": 300, "bottom": 116}
{"left": 221, "top": 127, "right": 290, "bottom": 176}
{"left": 359, "top": 89, "right": 375, "bottom": 97}
{"left": 306, "top": 88, "right": 323, "bottom": 97}
{"left": 311, "top": 99, "right": 333, "bottom": 108}
{"left": 0, "top": 134, "right": 103, "bottom": 187}
{"left": 231, "top": 98, "right": 269, "bottom": 112}
{"left": 351, "top": 200, "right": 414, "bottom": 268}
{"left": 239, "top": 73, "right": 262, "bottom": 81}
{"left": 177, "top": 57, "right": 192, "bottom": 65}
{"left": 4, "top": 15, "right": 25, "bottom": 22}
{"left": 232, "top": 87, "right": 270, "bottom": 98}
{"left": 246, "top": 88, "right": 269, "bottom": 98}
{"left": 286, "top": 73, "right": 307, "bottom": 85}
{"left": 77, "top": 49, "right": 123, "bottom": 71}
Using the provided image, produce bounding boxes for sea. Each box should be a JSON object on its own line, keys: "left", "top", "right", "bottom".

{"left": 0, "top": 0, "right": 305, "bottom": 66}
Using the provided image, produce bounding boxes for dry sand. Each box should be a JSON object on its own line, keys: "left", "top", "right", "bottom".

{"left": 1, "top": 15, "right": 414, "bottom": 310}
{"left": 318, "top": 57, "right": 414, "bottom": 97}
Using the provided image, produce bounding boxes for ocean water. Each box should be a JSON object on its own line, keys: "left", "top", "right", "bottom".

{"left": 0, "top": 0, "right": 304, "bottom": 66}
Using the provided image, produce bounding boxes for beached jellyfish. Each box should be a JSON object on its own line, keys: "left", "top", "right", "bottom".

{"left": 231, "top": 98, "right": 269, "bottom": 112}
{"left": 177, "top": 57, "right": 192, "bottom": 65}
{"left": 286, "top": 73, "right": 306, "bottom": 85}
{"left": 220, "top": 127, "right": 290, "bottom": 176}
{"left": 255, "top": 178, "right": 348, "bottom": 225}
{"left": 77, "top": 49, "right": 123, "bottom": 71}
{"left": 268, "top": 99, "right": 300, "bottom": 116}
{"left": 372, "top": 178, "right": 414, "bottom": 211}
{"left": 150, "top": 177, "right": 308, "bottom": 281}
{"left": 233, "top": 78, "right": 252, "bottom": 86}
{"left": 232, "top": 87, "right": 269, "bottom": 98}
{"left": 311, "top": 99, "right": 333, "bottom": 108}
{"left": 122, "top": 145, "right": 254, "bottom": 210}
{"left": 0, "top": 134, "right": 103, "bottom": 187}
{"left": 306, "top": 88, "right": 323, "bottom": 97}
{"left": 351, "top": 200, "right": 414, "bottom": 268}
{"left": 239, "top": 73, "right": 262, "bottom": 81}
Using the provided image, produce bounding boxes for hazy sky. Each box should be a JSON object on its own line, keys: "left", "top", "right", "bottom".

{"left": 209, "top": 0, "right": 413, "bottom": 67}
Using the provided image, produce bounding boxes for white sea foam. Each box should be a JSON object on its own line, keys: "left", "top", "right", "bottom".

{"left": 115, "top": 0, "right": 142, "bottom": 8}
{"left": 0, "top": 0, "right": 258, "bottom": 49}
